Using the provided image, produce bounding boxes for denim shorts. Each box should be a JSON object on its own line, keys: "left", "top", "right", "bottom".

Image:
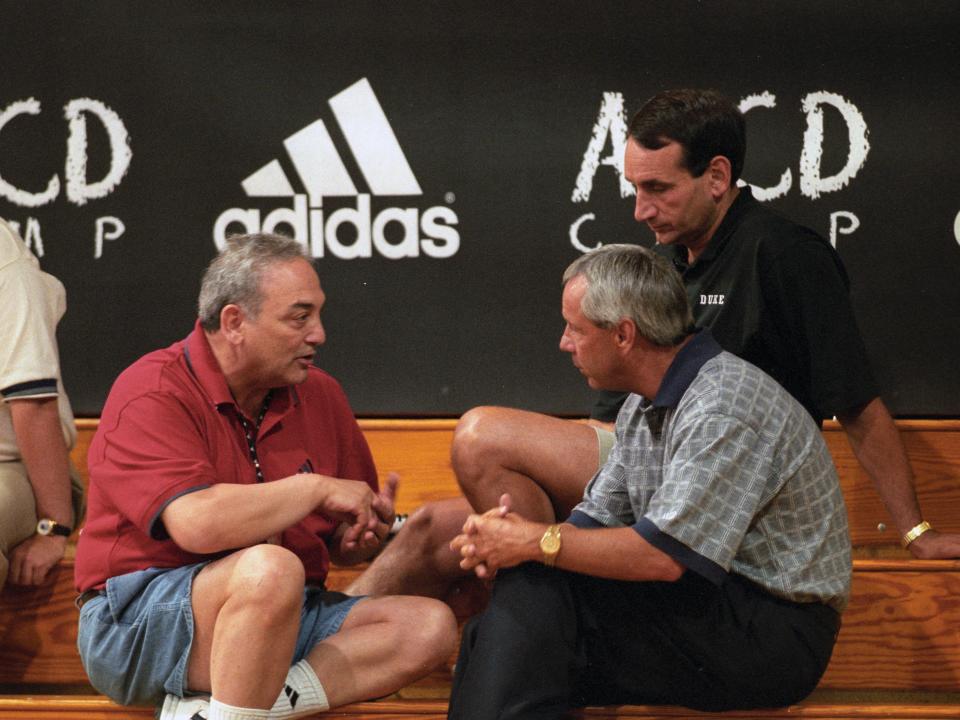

{"left": 76, "top": 563, "right": 362, "bottom": 707}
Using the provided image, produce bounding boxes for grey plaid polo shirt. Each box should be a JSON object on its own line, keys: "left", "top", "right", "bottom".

{"left": 570, "top": 330, "right": 852, "bottom": 612}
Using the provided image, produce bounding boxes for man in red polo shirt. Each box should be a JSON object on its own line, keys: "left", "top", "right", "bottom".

{"left": 74, "top": 233, "right": 456, "bottom": 720}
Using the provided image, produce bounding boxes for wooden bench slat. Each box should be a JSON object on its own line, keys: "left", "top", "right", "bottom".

{"left": 820, "top": 571, "right": 960, "bottom": 690}
{"left": 70, "top": 419, "right": 960, "bottom": 547}
{"left": 2, "top": 418, "right": 956, "bottom": 713}
{"left": 4, "top": 560, "right": 960, "bottom": 692}
{"left": 822, "top": 422, "right": 960, "bottom": 546}
{"left": 3, "top": 695, "right": 960, "bottom": 720}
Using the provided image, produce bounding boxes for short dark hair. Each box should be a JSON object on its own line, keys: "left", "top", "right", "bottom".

{"left": 628, "top": 89, "right": 746, "bottom": 181}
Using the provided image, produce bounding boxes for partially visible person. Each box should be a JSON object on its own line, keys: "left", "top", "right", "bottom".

{"left": 347, "top": 87, "right": 959, "bottom": 604}
{"left": 74, "top": 233, "right": 456, "bottom": 720}
{"left": 0, "top": 217, "right": 82, "bottom": 591}
{"left": 448, "top": 244, "right": 851, "bottom": 718}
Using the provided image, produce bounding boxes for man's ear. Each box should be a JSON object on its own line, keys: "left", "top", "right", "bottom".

{"left": 219, "top": 304, "right": 246, "bottom": 344}
{"left": 615, "top": 318, "right": 637, "bottom": 351}
{"left": 706, "top": 155, "right": 733, "bottom": 199}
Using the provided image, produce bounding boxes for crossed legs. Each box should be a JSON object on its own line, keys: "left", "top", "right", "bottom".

{"left": 348, "top": 407, "right": 603, "bottom": 600}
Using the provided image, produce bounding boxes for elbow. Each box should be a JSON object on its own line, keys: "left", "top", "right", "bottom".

{"left": 661, "top": 560, "right": 685, "bottom": 582}
{"left": 646, "top": 555, "right": 685, "bottom": 582}
{"left": 161, "top": 502, "right": 225, "bottom": 555}
{"left": 164, "top": 518, "right": 219, "bottom": 555}
{"left": 167, "top": 525, "right": 222, "bottom": 555}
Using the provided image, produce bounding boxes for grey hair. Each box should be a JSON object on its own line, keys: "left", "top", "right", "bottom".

{"left": 198, "top": 233, "right": 311, "bottom": 331}
{"left": 562, "top": 244, "right": 692, "bottom": 347}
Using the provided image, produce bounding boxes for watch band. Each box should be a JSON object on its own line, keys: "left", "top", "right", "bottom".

{"left": 36, "top": 518, "right": 73, "bottom": 537}
{"left": 539, "top": 524, "right": 562, "bottom": 567}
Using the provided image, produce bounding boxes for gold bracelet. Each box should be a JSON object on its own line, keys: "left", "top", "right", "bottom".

{"left": 901, "top": 521, "right": 933, "bottom": 548}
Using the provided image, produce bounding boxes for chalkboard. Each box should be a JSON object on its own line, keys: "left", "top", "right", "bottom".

{"left": 2, "top": 1, "right": 958, "bottom": 417}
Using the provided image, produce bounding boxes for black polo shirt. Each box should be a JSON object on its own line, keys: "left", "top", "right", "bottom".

{"left": 592, "top": 187, "right": 878, "bottom": 425}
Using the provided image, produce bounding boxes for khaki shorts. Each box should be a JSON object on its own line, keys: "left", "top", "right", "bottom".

{"left": 594, "top": 427, "right": 616, "bottom": 467}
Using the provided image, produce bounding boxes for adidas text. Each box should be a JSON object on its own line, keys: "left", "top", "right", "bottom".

{"left": 213, "top": 193, "right": 460, "bottom": 260}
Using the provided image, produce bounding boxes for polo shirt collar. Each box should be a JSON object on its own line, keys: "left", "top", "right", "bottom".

{"left": 183, "top": 319, "right": 297, "bottom": 416}
{"left": 652, "top": 329, "right": 723, "bottom": 408}
{"left": 664, "top": 186, "right": 758, "bottom": 269}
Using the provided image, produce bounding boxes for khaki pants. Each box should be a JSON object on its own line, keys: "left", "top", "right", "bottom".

{"left": 0, "top": 459, "right": 84, "bottom": 590}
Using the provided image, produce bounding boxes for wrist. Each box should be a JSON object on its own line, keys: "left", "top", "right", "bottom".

{"left": 310, "top": 473, "right": 333, "bottom": 508}
{"left": 538, "top": 523, "right": 562, "bottom": 567}
{"left": 902, "top": 520, "right": 933, "bottom": 548}
{"left": 36, "top": 517, "right": 73, "bottom": 537}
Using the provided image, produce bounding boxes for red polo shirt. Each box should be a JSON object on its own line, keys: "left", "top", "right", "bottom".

{"left": 74, "top": 321, "right": 378, "bottom": 591}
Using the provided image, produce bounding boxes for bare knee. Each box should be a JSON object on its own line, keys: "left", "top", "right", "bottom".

{"left": 227, "top": 544, "right": 305, "bottom": 616}
{"left": 451, "top": 406, "right": 514, "bottom": 490}
{"left": 404, "top": 499, "right": 470, "bottom": 547}
{"left": 394, "top": 598, "right": 458, "bottom": 674}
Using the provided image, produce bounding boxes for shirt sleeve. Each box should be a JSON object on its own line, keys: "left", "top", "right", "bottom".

{"left": 91, "top": 393, "right": 217, "bottom": 539}
{"left": 0, "top": 264, "right": 62, "bottom": 401}
{"left": 761, "top": 236, "right": 879, "bottom": 416}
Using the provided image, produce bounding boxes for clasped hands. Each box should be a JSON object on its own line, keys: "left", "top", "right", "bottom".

{"left": 450, "top": 493, "right": 543, "bottom": 579}
{"left": 327, "top": 472, "right": 399, "bottom": 556}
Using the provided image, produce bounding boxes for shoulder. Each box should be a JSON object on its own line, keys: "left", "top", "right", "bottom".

{"left": 102, "top": 342, "right": 191, "bottom": 415}
{"left": 302, "top": 366, "right": 348, "bottom": 396}
{"left": 735, "top": 200, "right": 837, "bottom": 260}
{"left": 682, "top": 352, "right": 804, "bottom": 427}
{"left": 298, "top": 367, "right": 356, "bottom": 416}
{"left": 731, "top": 199, "right": 825, "bottom": 254}
{"left": 728, "top": 200, "right": 848, "bottom": 288}
{"left": 0, "top": 219, "right": 26, "bottom": 270}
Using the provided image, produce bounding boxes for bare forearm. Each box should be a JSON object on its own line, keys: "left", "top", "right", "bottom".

{"left": 9, "top": 398, "right": 73, "bottom": 525}
{"left": 163, "top": 473, "right": 332, "bottom": 553}
{"left": 553, "top": 525, "right": 684, "bottom": 581}
{"left": 837, "top": 397, "right": 921, "bottom": 535}
{"left": 457, "top": 513, "right": 683, "bottom": 582}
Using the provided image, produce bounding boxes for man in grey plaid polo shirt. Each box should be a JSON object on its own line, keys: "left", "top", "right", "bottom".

{"left": 447, "top": 244, "right": 851, "bottom": 719}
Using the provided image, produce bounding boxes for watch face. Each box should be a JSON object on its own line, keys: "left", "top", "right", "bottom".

{"left": 37, "top": 518, "right": 70, "bottom": 536}
{"left": 541, "top": 534, "right": 561, "bottom": 554}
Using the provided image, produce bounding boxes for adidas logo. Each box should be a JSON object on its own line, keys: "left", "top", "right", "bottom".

{"left": 213, "top": 78, "right": 460, "bottom": 260}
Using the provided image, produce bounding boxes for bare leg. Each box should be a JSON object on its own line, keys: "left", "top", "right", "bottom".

{"left": 188, "top": 544, "right": 305, "bottom": 707}
{"left": 351, "top": 409, "right": 601, "bottom": 600}
{"left": 347, "top": 497, "right": 471, "bottom": 598}
{"left": 452, "top": 407, "right": 601, "bottom": 522}
{"left": 305, "top": 595, "right": 457, "bottom": 707}
{"left": 186, "top": 543, "right": 456, "bottom": 710}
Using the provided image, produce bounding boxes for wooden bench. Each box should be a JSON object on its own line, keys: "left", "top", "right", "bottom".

{"left": 2, "top": 419, "right": 959, "bottom": 718}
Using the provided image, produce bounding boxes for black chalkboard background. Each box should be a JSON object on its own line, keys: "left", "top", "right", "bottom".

{"left": 2, "top": 1, "right": 958, "bottom": 417}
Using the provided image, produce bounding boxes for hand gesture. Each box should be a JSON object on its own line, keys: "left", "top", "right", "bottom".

{"left": 337, "top": 472, "right": 399, "bottom": 553}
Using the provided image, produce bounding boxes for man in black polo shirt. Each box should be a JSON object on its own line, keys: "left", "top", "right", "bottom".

{"left": 347, "top": 88, "right": 959, "bottom": 603}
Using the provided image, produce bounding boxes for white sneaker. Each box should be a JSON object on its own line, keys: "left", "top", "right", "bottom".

{"left": 158, "top": 693, "right": 210, "bottom": 720}
{"left": 388, "top": 513, "right": 409, "bottom": 537}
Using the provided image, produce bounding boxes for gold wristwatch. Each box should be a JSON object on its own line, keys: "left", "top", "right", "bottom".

{"left": 539, "top": 524, "right": 562, "bottom": 567}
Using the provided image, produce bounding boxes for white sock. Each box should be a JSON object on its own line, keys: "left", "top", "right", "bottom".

{"left": 208, "top": 698, "right": 270, "bottom": 720}
{"left": 270, "top": 660, "right": 330, "bottom": 719}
